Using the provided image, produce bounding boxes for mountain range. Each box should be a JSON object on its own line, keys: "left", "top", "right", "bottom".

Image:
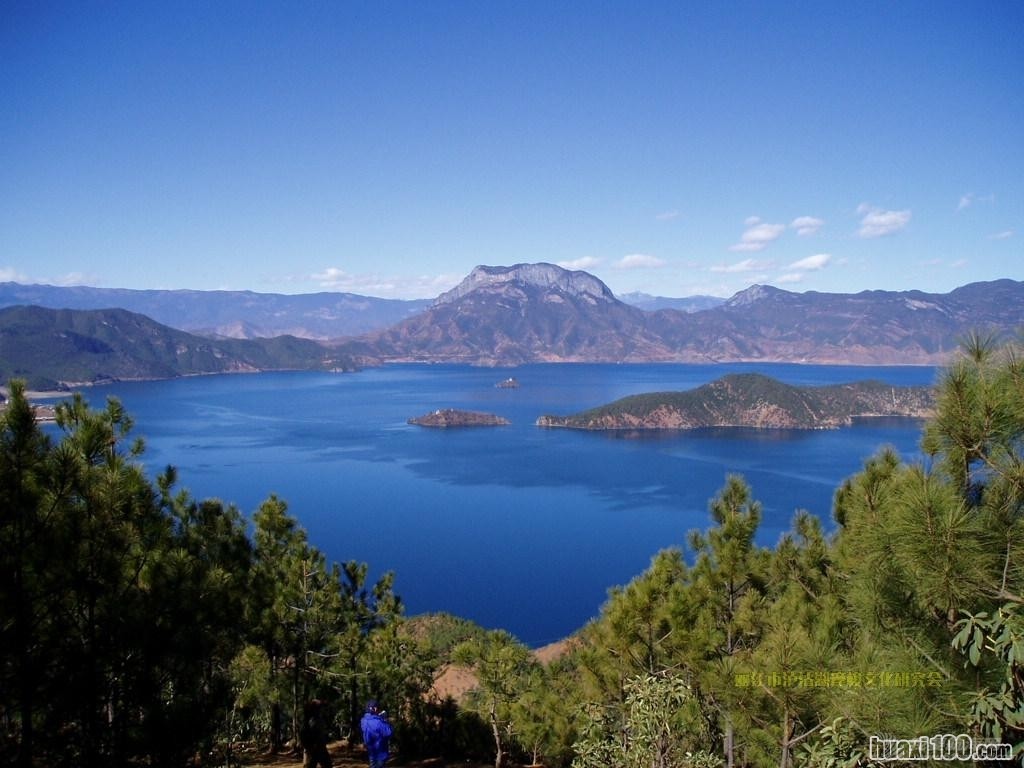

{"left": 359, "top": 264, "right": 1024, "bottom": 366}
{"left": 1, "top": 263, "right": 1023, "bottom": 388}
{"left": 0, "top": 282, "right": 430, "bottom": 340}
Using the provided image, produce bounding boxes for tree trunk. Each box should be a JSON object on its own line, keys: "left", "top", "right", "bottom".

{"left": 779, "top": 706, "right": 791, "bottom": 768}
{"left": 270, "top": 701, "right": 283, "bottom": 753}
{"left": 490, "top": 700, "right": 504, "bottom": 768}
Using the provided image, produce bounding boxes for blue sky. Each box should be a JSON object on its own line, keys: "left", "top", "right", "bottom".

{"left": 1, "top": 1, "right": 1021, "bottom": 299}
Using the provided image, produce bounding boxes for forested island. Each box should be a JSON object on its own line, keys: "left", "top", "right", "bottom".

{"left": 537, "top": 373, "right": 935, "bottom": 430}
{"left": 408, "top": 408, "right": 511, "bottom": 427}
{"left": 1, "top": 338, "right": 1022, "bottom": 768}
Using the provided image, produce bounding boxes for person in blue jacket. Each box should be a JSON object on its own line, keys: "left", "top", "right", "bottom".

{"left": 359, "top": 699, "right": 393, "bottom": 768}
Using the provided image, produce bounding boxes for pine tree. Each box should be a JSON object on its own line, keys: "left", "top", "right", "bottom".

{"left": 453, "top": 629, "right": 535, "bottom": 768}
{"left": 683, "top": 475, "right": 769, "bottom": 768}
{"left": 0, "top": 381, "right": 53, "bottom": 768}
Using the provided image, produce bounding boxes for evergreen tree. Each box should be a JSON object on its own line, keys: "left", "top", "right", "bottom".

{"left": 453, "top": 629, "right": 535, "bottom": 768}
{"left": 335, "top": 561, "right": 403, "bottom": 741}
{"left": 1, "top": 386, "right": 253, "bottom": 767}
{"left": 0, "top": 381, "right": 53, "bottom": 768}
{"left": 682, "top": 475, "right": 769, "bottom": 768}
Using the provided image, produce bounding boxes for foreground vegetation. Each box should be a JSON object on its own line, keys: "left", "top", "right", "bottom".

{"left": 2, "top": 336, "right": 1022, "bottom": 767}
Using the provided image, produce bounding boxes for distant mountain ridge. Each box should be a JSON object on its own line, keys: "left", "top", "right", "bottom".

{"left": 618, "top": 291, "right": 725, "bottom": 312}
{"left": 0, "top": 282, "right": 429, "bottom": 340}
{"left": 536, "top": 373, "right": 936, "bottom": 430}
{"left": 361, "top": 264, "right": 1024, "bottom": 366}
{"left": 2, "top": 265, "right": 1022, "bottom": 387}
{"left": 0, "top": 305, "right": 354, "bottom": 390}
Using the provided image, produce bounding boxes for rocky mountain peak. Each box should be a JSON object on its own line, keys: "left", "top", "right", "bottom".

{"left": 433, "top": 262, "right": 617, "bottom": 306}
{"left": 725, "top": 284, "right": 787, "bottom": 307}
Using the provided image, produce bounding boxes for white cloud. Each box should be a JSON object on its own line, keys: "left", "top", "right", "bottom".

{"left": 0, "top": 267, "right": 30, "bottom": 283}
{"left": 857, "top": 204, "right": 911, "bottom": 238}
{"left": 312, "top": 267, "right": 351, "bottom": 284}
{"left": 614, "top": 253, "right": 666, "bottom": 269}
{"left": 655, "top": 210, "right": 681, "bottom": 221}
{"left": 558, "top": 256, "right": 603, "bottom": 270}
{"left": 787, "top": 253, "right": 831, "bottom": 271}
{"left": 744, "top": 215, "right": 762, "bottom": 227}
{"left": 310, "top": 267, "right": 459, "bottom": 298}
{"left": 775, "top": 272, "right": 804, "bottom": 284}
{"left": 52, "top": 272, "right": 97, "bottom": 286}
{"left": 0, "top": 267, "right": 97, "bottom": 286}
{"left": 958, "top": 192, "right": 994, "bottom": 211}
{"left": 730, "top": 220, "right": 786, "bottom": 252}
{"left": 791, "top": 216, "right": 824, "bottom": 236}
{"left": 989, "top": 229, "right": 1014, "bottom": 240}
{"left": 710, "top": 258, "right": 766, "bottom": 274}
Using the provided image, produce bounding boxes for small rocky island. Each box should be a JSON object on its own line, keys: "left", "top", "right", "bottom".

{"left": 536, "top": 373, "right": 935, "bottom": 431}
{"left": 409, "top": 408, "right": 511, "bottom": 428}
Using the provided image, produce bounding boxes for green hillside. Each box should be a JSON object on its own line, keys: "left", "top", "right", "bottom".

{"left": 0, "top": 305, "right": 356, "bottom": 389}
{"left": 538, "top": 372, "right": 936, "bottom": 429}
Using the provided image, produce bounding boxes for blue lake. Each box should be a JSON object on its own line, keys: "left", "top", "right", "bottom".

{"left": 53, "top": 363, "right": 939, "bottom": 647}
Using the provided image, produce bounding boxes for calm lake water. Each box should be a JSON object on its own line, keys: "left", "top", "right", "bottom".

{"left": 50, "top": 363, "right": 939, "bottom": 646}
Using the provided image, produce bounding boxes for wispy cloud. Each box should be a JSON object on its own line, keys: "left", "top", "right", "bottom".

{"left": 0, "top": 267, "right": 30, "bottom": 283}
{"left": 775, "top": 272, "right": 804, "bottom": 284}
{"left": 0, "top": 267, "right": 99, "bottom": 286}
{"left": 558, "top": 256, "right": 603, "bottom": 270}
{"left": 989, "top": 229, "right": 1014, "bottom": 240}
{"left": 614, "top": 253, "right": 666, "bottom": 269}
{"left": 52, "top": 271, "right": 98, "bottom": 286}
{"left": 857, "top": 204, "right": 911, "bottom": 238}
{"left": 957, "top": 192, "right": 994, "bottom": 212}
{"left": 710, "top": 258, "right": 768, "bottom": 274}
{"left": 310, "top": 267, "right": 459, "bottom": 298}
{"left": 655, "top": 210, "right": 681, "bottom": 221}
{"left": 730, "top": 217, "right": 786, "bottom": 252}
{"left": 791, "top": 216, "right": 824, "bottom": 236}
{"left": 787, "top": 253, "right": 831, "bottom": 271}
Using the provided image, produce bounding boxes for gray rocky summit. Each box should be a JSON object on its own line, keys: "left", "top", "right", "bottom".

{"left": 433, "top": 263, "right": 617, "bottom": 306}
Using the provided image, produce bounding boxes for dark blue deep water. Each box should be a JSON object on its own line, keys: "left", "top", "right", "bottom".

{"left": 55, "top": 363, "right": 938, "bottom": 646}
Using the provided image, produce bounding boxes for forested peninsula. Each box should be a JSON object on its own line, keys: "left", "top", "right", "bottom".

{"left": 536, "top": 373, "right": 936, "bottom": 430}
{"left": 2, "top": 337, "right": 1022, "bottom": 768}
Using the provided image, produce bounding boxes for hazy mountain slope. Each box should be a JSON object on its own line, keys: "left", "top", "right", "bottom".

{"left": 0, "top": 282, "right": 429, "bottom": 339}
{"left": 0, "top": 305, "right": 354, "bottom": 390}
{"left": 618, "top": 291, "right": 725, "bottom": 312}
{"left": 537, "top": 373, "right": 936, "bottom": 429}
{"left": 362, "top": 264, "right": 1024, "bottom": 365}
{"left": 645, "top": 280, "right": 1024, "bottom": 364}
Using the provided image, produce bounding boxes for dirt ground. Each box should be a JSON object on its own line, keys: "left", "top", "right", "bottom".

{"left": 237, "top": 741, "right": 496, "bottom": 768}
{"left": 234, "top": 741, "right": 545, "bottom": 767}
